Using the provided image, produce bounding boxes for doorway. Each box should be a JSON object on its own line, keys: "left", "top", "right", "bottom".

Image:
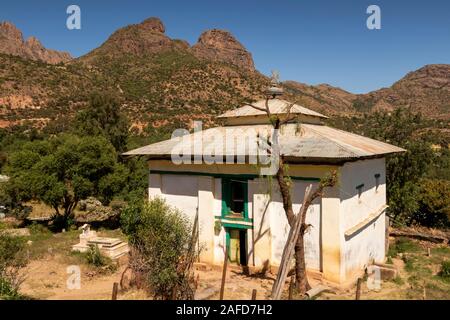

{"left": 227, "top": 228, "right": 247, "bottom": 266}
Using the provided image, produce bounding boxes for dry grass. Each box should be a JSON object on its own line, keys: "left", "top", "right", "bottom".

{"left": 318, "top": 237, "right": 450, "bottom": 300}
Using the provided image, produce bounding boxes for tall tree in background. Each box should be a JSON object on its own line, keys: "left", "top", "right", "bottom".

{"left": 74, "top": 92, "right": 130, "bottom": 153}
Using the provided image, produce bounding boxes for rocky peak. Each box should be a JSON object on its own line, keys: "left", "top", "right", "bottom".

{"left": 81, "top": 17, "right": 183, "bottom": 61}
{"left": 190, "top": 29, "right": 255, "bottom": 71}
{"left": 0, "top": 21, "right": 23, "bottom": 42}
{"left": 0, "top": 21, "right": 72, "bottom": 64}
{"left": 25, "top": 36, "right": 44, "bottom": 49}
{"left": 397, "top": 64, "right": 450, "bottom": 90}
{"left": 140, "top": 17, "right": 165, "bottom": 33}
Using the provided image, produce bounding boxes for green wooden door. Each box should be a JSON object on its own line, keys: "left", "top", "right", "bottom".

{"left": 228, "top": 229, "right": 241, "bottom": 264}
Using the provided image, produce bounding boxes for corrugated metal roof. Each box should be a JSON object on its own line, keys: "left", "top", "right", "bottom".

{"left": 123, "top": 123, "right": 405, "bottom": 161}
{"left": 217, "top": 99, "right": 328, "bottom": 119}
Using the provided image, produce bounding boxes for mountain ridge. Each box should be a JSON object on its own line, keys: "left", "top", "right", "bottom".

{"left": 0, "top": 18, "right": 448, "bottom": 132}
{"left": 0, "top": 21, "right": 72, "bottom": 64}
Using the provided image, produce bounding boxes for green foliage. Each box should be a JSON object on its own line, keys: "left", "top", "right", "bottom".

{"left": 0, "top": 232, "right": 28, "bottom": 299}
{"left": 85, "top": 245, "right": 111, "bottom": 268}
{"left": 392, "top": 275, "right": 405, "bottom": 285}
{"left": 414, "top": 179, "right": 450, "bottom": 228}
{"left": 388, "top": 237, "right": 420, "bottom": 257}
{"left": 73, "top": 92, "right": 130, "bottom": 153}
{"left": 328, "top": 108, "right": 450, "bottom": 228}
{"left": 4, "top": 134, "right": 128, "bottom": 229}
{"left": 403, "top": 255, "right": 415, "bottom": 272}
{"left": 121, "top": 198, "right": 195, "bottom": 299}
{"left": 28, "top": 223, "right": 51, "bottom": 236}
{"left": 439, "top": 260, "right": 450, "bottom": 279}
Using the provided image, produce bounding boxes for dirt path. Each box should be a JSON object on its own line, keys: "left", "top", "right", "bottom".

{"left": 20, "top": 256, "right": 276, "bottom": 300}
{"left": 21, "top": 257, "right": 132, "bottom": 300}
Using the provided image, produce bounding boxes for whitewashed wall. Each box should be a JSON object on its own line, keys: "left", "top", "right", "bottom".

{"left": 339, "top": 158, "right": 387, "bottom": 278}
{"left": 159, "top": 174, "right": 198, "bottom": 220}
{"left": 150, "top": 173, "right": 323, "bottom": 270}
{"left": 268, "top": 180, "right": 321, "bottom": 271}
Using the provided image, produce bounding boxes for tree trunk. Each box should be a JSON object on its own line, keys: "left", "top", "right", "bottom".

{"left": 247, "top": 96, "right": 337, "bottom": 298}
{"left": 294, "top": 233, "right": 311, "bottom": 293}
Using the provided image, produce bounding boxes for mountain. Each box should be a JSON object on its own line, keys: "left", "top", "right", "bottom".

{"left": 80, "top": 18, "right": 188, "bottom": 63}
{"left": 0, "top": 22, "right": 72, "bottom": 64}
{"left": 81, "top": 18, "right": 255, "bottom": 71}
{"left": 284, "top": 64, "right": 450, "bottom": 120}
{"left": 0, "top": 18, "right": 267, "bottom": 130}
{"left": 282, "top": 81, "right": 356, "bottom": 116}
{"left": 355, "top": 64, "right": 450, "bottom": 119}
{"left": 0, "top": 17, "right": 448, "bottom": 132}
{"left": 191, "top": 29, "right": 255, "bottom": 71}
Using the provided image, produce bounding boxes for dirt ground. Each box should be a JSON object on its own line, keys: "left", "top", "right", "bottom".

{"left": 20, "top": 255, "right": 275, "bottom": 300}
{"left": 15, "top": 228, "right": 450, "bottom": 300}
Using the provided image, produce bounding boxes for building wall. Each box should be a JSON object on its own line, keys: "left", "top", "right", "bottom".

{"left": 268, "top": 180, "right": 321, "bottom": 271}
{"left": 147, "top": 159, "right": 388, "bottom": 285}
{"left": 339, "top": 158, "right": 387, "bottom": 280}
{"left": 148, "top": 161, "right": 334, "bottom": 270}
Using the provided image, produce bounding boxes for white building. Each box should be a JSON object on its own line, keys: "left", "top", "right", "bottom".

{"left": 124, "top": 97, "right": 404, "bottom": 286}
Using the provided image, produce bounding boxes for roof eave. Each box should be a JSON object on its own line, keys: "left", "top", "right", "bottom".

{"left": 121, "top": 151, "right": 406, "bottom": 165}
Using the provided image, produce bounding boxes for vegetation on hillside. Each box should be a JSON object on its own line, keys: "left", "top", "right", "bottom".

{"left": 329, "top": 108, "right": 450, "bottom": 228}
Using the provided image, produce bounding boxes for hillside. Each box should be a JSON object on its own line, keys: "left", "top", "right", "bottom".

{"left": 355, "top": 64, "right": 450, "bottom": 119}
{"left": 0, "top": 18, "right": 449, "bottom": 133}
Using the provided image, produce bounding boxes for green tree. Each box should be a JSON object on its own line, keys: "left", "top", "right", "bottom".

{"left": 414, "top": 179, "right": 450, "bottom": 228}
{"left": 4, "top": 134, "right": 128, "bottom": 229}
{"left": 73, "top": 92, "right": 129, "bottom": 153}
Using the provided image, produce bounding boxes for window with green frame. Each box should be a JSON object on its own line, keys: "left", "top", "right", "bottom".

{"left": 221, "top": 178, "right": 248, "bottom": 219}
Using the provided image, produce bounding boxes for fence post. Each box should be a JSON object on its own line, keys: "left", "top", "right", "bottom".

{"left": 219, "top": 244, "right": 229, "bottom": 300}
{"left": 355, "top": 278, "right": 362, "bottom": 300}
{"left": 112, "top": 282, "right": 119, "bottom": 300}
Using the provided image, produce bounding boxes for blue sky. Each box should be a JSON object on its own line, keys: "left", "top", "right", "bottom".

{"left": 1, "top": 0, "right": 449, "bottom": 93}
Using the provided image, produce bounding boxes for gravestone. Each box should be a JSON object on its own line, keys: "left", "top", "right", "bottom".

{"left": 72, "top": 224, "right": 128, "bottom": 259}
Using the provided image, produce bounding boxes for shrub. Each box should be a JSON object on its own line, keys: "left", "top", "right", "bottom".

{"left": 121, "top": 198, "right": 197, "bottom": 300}
{"left": 439, "top": 261, "right": 450, "bottom": 279}
{"left": 414, "top": 179, "right": 450, "bottom": 228}
{"left": 392, "top": 275, "right": 404, "bottom": 285}
{"left": 0, "top": 232, "right": 28, "bottom": 299}
{"left": 84, "top": 245, "right": 116, "bottom": 272}
{"left": 86, "top": 245, "right": 107, "bottom": 267}
{"left": 28, "top": 223, "right": 51, "bottom": 236}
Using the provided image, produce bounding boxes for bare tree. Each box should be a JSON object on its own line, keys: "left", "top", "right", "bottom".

{"left": 248, "top": 94, "right": 337, "bottom": 296}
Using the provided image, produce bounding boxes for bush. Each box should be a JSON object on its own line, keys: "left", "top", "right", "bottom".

{"left": 84, "top": 245, "right": 117, "bottom": 273}
{"left": 121, "top": 198, "right": 197, "bottom": 300}
{"left": 439, "top": 261, "right": 450, "bottom": 279}
{"left": 0, "top": 232, "right": 28, "bottom": 299}
{"left": 86, "top": 245, "right": 107, "bottom": 267}
{"left": 414, "top": 179, "right": 450, "bottom": 228}
{"left": 28, "top": 223, "right": 51, "bottom": 236}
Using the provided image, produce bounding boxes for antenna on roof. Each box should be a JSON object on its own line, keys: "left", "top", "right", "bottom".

{"left": 266, "top": 70, "right": 284, "bottom": 98}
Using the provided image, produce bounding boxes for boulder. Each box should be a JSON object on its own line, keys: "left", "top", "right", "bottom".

{"left": 373, "top": 263, "right": 398, "bottom": 280}
{"left": 75, "top": 197, "right": 122, "bottom": 228}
